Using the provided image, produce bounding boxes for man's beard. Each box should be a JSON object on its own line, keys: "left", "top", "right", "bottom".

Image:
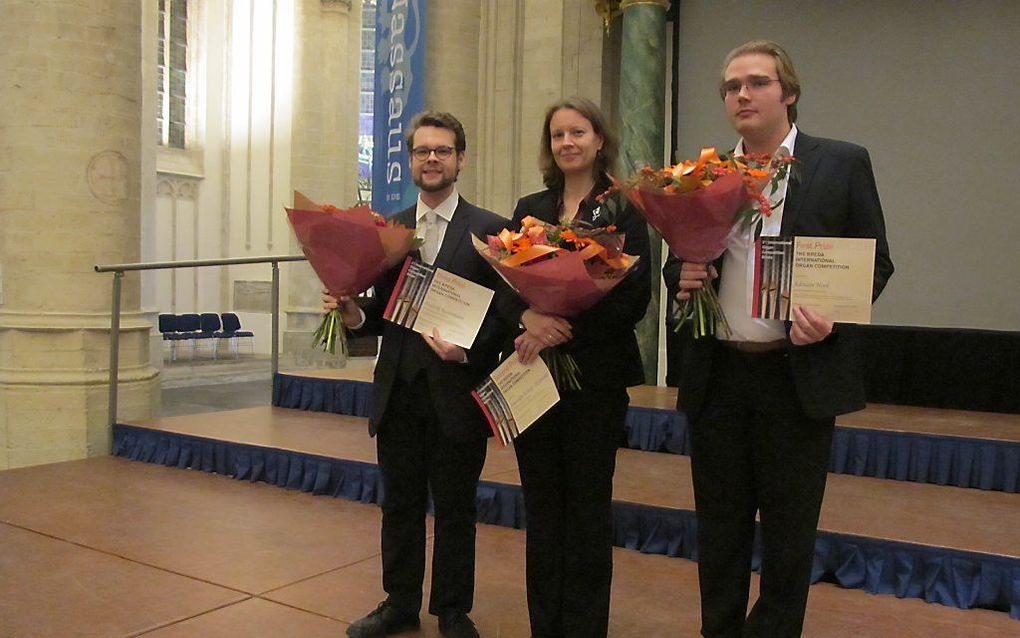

{"left": 414, "top": 170, "right": 457, "bottom": 193}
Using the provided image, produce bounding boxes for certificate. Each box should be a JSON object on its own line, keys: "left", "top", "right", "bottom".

{"left": 472, "top": 355, "right": 560, "bottom": 446}
{"left": 383, "top": 256, "right": 494, "bottom": 349}
{"left": 753, "top": 236, "right": 876, "bottom": 323}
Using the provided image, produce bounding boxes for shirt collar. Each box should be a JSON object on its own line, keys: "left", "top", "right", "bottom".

{"left": 735, "top": 123, "right": 798, "bottom": 157}
{"left": 557, "top": 173, "right": 612, "bottom": 223}
{"left": 416, "top": 188, "right": 459, "bottom": 224}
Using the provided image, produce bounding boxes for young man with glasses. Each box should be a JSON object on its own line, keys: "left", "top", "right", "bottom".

{"left": 326, "top": 111, "right": 510, "bottom": 638}
{"left": 664, "top": 40, "right": 894, "bottom": 637}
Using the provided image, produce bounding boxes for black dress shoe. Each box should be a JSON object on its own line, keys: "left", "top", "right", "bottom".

{"left": 438, "top": 612, "right": 480, "bottom": 638}
{"left": 346, "top": 600, "right": 420, "bottom": 637}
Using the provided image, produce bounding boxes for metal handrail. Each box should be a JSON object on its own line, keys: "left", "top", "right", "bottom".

{"left": 94, "top": 254, "right": 308, "bottom": 432}
{"left": 94, "top": 255, "right": 307, "bottom": 273}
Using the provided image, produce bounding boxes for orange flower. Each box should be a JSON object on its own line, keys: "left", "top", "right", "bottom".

{"left": 496, "top": 228, "right": 520, "bottom": 252}
{"left": 526, "top": 225, "right": 548, "bottom": 245}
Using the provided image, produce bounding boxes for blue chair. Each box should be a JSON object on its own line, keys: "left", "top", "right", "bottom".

{"left": 158, "top": 313, "right": 184, "bottom": 361}
{"left": 174, "top": 313, "right": 205, "bottom": 360}
{"left": 158, "top": 313, "right": 178, "bottom": 334}
{"left": 199, "top": 313, "right": 222, "bottom": 358}
{"left": 177, "top": 313, "right": 201, "bottom": 333}
{"left": 215, "top": 312, "right": 254, "bottom": 357}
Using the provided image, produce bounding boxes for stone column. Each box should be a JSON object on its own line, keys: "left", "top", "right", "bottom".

{"left": 284, "top": 0, "right": 364, "bottom": 367}
{"left": 426, "top": 0, "right": 482, "bottom": 201}
{"left": 617, "top": 0, "right": 669, "bottom": 384}
{"left": 0, "top": 1, "right": 160, "bottom": 468}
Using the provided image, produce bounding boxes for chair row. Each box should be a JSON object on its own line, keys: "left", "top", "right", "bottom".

{"left": 157, "top": 313, "right": 254, "bottom": 361}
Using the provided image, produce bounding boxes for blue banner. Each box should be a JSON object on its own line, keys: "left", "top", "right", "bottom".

{"left": 372, "top": 0, "right": 425, "bottom": 216}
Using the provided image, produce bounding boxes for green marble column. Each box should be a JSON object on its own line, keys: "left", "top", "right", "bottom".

{"left": 617, "top": 0, "right": 669, "bottom": 384}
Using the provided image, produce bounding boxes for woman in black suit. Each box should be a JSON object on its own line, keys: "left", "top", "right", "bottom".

{"left": 501, "top": 97, "right": 651, "bottom": 638}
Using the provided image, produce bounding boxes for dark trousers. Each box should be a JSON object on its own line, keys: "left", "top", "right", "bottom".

{"left": 375, "top": 375, "right": 487, "bottom": 616}
{"left": 514, "top": 387, "right": 628, "bottom": 638}
{"left": 690, "top": 347, "right": 834, "bottom": 638}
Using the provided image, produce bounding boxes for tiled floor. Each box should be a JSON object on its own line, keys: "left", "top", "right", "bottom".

{"left": 161, "top": 378, "right": 274, "bottom": 417}
{"left": 2, "top": 456, "right": 1016, "bottom": 637}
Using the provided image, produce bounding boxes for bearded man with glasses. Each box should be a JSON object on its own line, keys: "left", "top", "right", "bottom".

{"left": 324, "top": 111, "right": 510, "bottom": 638}
{"left": 663, "top": 40, "right": 894, "bottom": 637}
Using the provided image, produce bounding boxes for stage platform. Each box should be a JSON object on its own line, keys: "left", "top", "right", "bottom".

{"left": 4, "top": 455, "right": 1017, "bottom": 637}
{"left": 274, "top": 369, "right": 1020, "bottom": 492}
{"left": 110, "top": 404, "right": 1020, "bottom": 626}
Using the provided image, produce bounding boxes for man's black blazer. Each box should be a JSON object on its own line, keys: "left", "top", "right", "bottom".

{"left": 663, "top": 132, "right": 894, "bottom": 419}
{"left": 353, "top": 198, "right": 511, "bottom": 441}
{"left": 500, "top": 181, "right": 652, "bottom": 388}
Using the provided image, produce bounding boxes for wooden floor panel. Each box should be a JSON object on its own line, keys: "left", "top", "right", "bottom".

{"left": 0, "top": 454, "right": 385, "bottom": 594}
{"left": 1, "top": 455, "right": 1015, "bottom": 636}
{"left": 0, "top": 521, "right": 245, "bottom": 638}
{"left": 140, "top": 598, "right": 343, "bottom": 638}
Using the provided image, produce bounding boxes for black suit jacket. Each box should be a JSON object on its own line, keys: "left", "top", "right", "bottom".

{"left": 663, "top": 132, "right": 894, "bottom": 419}
{"left": 352, "top": 197, "right": 511, "bottom": 440}
{"left": 499, "top": 179, "right": 652, "bottom": 388}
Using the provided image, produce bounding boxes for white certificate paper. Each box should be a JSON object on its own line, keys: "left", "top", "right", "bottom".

{"left": 753, "top": 236, "right": 876, "bottom": 323}
{"left": 472, "top": 355, "right": 560, "bottom": 446}
{"left": 383, "top": 257, "right": 494, "bottom": 349}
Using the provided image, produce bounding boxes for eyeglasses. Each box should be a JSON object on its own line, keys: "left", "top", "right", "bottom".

{"left": 411, "top": 146, "right": 456, "bottom": 161}
{"left": 721, "top": 76, "right": 781, "bottom": 98}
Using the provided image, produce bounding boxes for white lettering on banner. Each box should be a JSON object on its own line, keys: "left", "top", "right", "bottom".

{"left": 387, "top": 87, "right": 404, "bottom": 185}
{"left": 379, "top": 0, "right": 415, "bottom": 193}
{"left": 388, "top": 98, "right": 404, "bottom": 130}
{"left": 389, "top": 42, "right": 404, "bottom": 66}
{"left": 387, "top": 130, "right": 403, "bottom": 182}
{"left": 387, "top": 160, "right": 402, "bottom": 183}
{"left": 389, "top": 68, "right": 404, "bottom": 93}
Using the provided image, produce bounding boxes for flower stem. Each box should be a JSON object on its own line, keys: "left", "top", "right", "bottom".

{"left": 312, "top": 308, "right": 349, "bottom": 357}
{"left": 541, "top": 346, "right": 581, "bottom": 392}
{"left": 673, "top": 287, "right": 731, "bottom": 339}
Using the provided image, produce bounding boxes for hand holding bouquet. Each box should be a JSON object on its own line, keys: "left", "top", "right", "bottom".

{"left": 286, "top": 192, "right": 421, "bottom": 355}
{"left": 611, "top": 147, "right": 795, "bottom": 337}
{"left": 473, "top": 216, "right": 640, "bottom": 389}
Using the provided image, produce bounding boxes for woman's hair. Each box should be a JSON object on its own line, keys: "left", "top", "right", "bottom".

{"left": 538, "top": 96, "right": 619, "bottom": 189}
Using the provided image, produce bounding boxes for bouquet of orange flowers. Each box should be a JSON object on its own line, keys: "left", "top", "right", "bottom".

{"left": 286, "top": 192, "right": 421, "bottom": 356}
{"left": 473, "top": 216, "right": 640, "bottom": 389}
{"left": 610, "top": 147, "right": 795, "bottom": 338}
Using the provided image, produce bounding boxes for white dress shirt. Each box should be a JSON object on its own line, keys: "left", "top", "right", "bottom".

{"left": 716, "top": 125, "right": 798, "bottom": 342}
{"left": 416, "top": 189, "right": 460, "bottom": 264}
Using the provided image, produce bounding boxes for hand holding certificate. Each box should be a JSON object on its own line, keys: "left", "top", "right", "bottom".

{"left": 383, "top": 256, "right": 495, "bottom": 350}
{"left": 472, "top": 355, "right": 560, "bottom": 446}
{"left": 753, "top": 236, "right": 877, "bottom": 323}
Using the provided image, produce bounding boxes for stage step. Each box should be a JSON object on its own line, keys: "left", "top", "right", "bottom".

{"left": 116, "top": 406, "right": 1020, "bottom": 621}
{"left": 273, "top": 371, "right": 1020, "bottom": 492}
